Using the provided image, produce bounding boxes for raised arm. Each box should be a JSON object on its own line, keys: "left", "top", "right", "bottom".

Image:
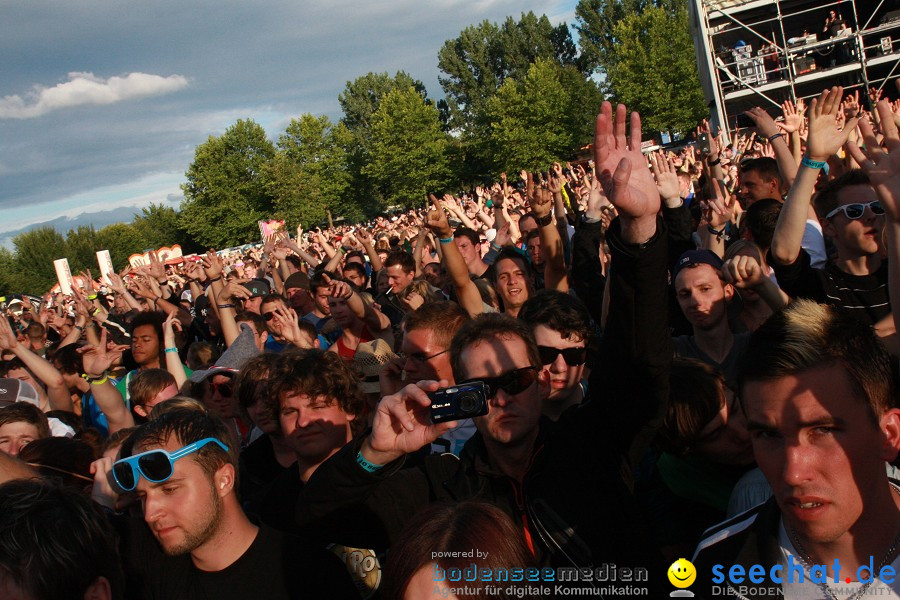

{"left": 771, "top": 87, "right": 858, "bottom": 265}
{"left": 78, "top": 329, "right": 135, "bottom": 434}
{"left": 845, "top": 99, "right": 900, "bottom": 355}
{"left": 529, "top": 171, "right": 569, "bottom": 292}
{"left": 0, "top": 317, "right": 69, "bottom": 411}
{"left": 426, "top": 194, "right": 484, "bottom": 317}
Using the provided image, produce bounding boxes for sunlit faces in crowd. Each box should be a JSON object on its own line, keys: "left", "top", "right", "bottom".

{"left": 674, "top": 264, "right": 734, "bottom": 331}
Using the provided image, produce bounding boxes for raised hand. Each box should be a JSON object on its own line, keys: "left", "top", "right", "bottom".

{"left": 844, "top": 100, "right": 900, "bottom": 223}
{"left": 426, "top": 194, "right": 452, "bottom": 238}
{"left": 745, "top": 107, "right": 779, "bottom": 139}
{"left": 843, "top": 89, "right": 861, "bottom": 119}
{"left": 526, "top": 172, "right": 554, "bottom": 219}
{"left": 650, "top": 151, "right": 681, "bottom": 204}
{"left": 217, "top": 278, "right": 250, "bottom": 303}
{"left": 78, "top": 328, "right": 114, "bottom": 377}
{"left": 362, "top": 380, "right": 458, "bottom": 466}
{"left": 806, "top": 86, "right": 859, "bottom": 161}
{"left": 722, "top": 255, "right": 767, "bottom": 289}
{"left": 593, "top": 101, "right": 659, "bottom": 242}
{"left": 780, "top": 100, "right": 804, "bottom": 133}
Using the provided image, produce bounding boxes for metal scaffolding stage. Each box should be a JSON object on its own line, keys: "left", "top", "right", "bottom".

{"left": 688, "top": 0, "right": 900, "bottom": 132}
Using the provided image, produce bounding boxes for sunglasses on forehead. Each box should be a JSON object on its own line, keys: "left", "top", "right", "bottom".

{"left": 462, "top": 366, "right": 539, "bottom": 398}
{"left": 824, "top": 200, "right": 884, "bottom": 220}
{"left": 112, "top": 437, "right": 229, "bottom": 492}
{"left": 537, "top": 346, "right": 587, "bottom": 367}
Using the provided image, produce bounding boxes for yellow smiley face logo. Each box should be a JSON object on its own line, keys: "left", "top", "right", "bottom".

{"left": 668, "top": 558, "right": 696, "bottom": 588}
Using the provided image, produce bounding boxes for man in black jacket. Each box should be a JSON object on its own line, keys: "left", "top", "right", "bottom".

{"left": 296, "top": 102, "right": 673, "bottom": 594}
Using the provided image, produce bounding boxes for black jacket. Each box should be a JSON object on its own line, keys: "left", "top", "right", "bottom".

{"left": 297, "top": 217, "right": 673, "bottom": 593}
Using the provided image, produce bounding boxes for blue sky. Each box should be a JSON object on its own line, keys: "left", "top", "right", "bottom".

{"left": 0, "top": 0, "right": 578, "bottom": 239}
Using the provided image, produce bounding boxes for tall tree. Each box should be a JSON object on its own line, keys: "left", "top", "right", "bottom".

{"left": 484, "top": 59, "right": 602, "bottom": 173}
{"left": 264, "top": 114, "right": 359, "bottom": 228}
{"left": 607, "top": 4, "right": 707, "bottom": 132}
{"left": 363, "top": 87, "right": 452, "bottom": 211}
{"left": 179, "top": 119, "right": 276, "bottom": 249}
{"left": 132, "top": 204, "right": 198, "bottom": 252}
{"left": 576, "top": 0, "right": 704, "bottom": 132}
{"left": 10, "top": 227, "right": 68, "bottom": 294}
{"left": 95, "top": 223, "right": 148, "bottom": 270}
{"left": 339, "top": 72, "right": 428, "bottom": 212}
{"left": 438, "top": 12, "right": 584, "bottom": 133}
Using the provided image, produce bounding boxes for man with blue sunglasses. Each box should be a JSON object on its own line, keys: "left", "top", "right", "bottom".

{"left": 769, "top": 86, "right": 891, "bottom": 328}
{"left": 96, "top": 409, "right": 356, "bottom": 599}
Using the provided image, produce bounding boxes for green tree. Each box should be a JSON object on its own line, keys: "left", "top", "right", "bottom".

{"left": 264, "top": 114, "right": 359, "bottom": 228}
{"left": 132, "top": 203, "right": 199, "bottom": 252}
{"left": 575, "top": 0, "right": 705, "bottom": 132}
{"left": 483, "top": 60, "right": 603, "bottom": 173}
{"left": 63, "top": 226, "right": 103, "bottom": 275}
{"left": 363, "top": 87, "right": 452, "bottom": 211}
{"left": 95, "top": 223, "right": 148, "bottom": 271}
{"left": 438, "top": 12, "right": 584, "bottom": 133}
{"left": 179, "top": 119, "right": 276, "bottom": 249}
{"left": 339, "top": 72, "right": 428, "bottom": 212}
{"left": 606, "top": 4, "right": 706, "bottom": 132}
{"left": 10, "top": 227, "right": 68, "bottom": 294}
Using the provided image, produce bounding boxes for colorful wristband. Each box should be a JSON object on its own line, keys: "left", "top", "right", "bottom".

{"left": 164, "top": 347, "right": 179, "bottom": 353}
{"left": 356, "top": 450, "right": 384, "bottom": 473}
{"left": 438, "top": 236, "right": 454, "bottom": 244}
{"left": 801, "top": 156, "right": 827, "bottom": 170}
{"left": 82, "top": 372, "right": 108, "bottom": 385}
{"left": 87, "top": 294, "right": 98, "bottom": 300}
{"left": 767, "top": 133, "right": 785, "bottom": 143}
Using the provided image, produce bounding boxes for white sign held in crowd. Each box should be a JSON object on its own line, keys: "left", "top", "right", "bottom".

{"left": 53, "top": 258, "right": 75, "bottom": 296}
{"left": 96, "top": 250, "right": 114, "bottom": 284}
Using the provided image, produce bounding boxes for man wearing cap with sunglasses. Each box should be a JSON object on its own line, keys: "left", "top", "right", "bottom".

{"left": 96, "top": 409, "right": 357, "bottom": 599}
{"left": 296, "top": 103, "right": 671, "bottom": 592}
{"left": 769, "top": 87, "right": 891, "bottom": 328}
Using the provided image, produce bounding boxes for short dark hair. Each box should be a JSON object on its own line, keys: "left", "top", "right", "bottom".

{"left": 453, "top": 227, "right": 479, "bottom": 246}
{"left": 268, "top": 349, "right": 367, "bottom": 436}
{"left": 234, "top": 353, "right": 281, "bottom": 419}
{"left": 744, "top": 197, "right": 781, "bottom": 250}
{"left": 52, "top": 343, "right": 84, "bottom": 375}
{"left": 260, "top": 293, "right": 286, "bottom": 306}
{"left": 517, "top": 290, "right": 592, "bottom": 343}
{"left": 342, "top": 262, "right": 368, "bottom": 286}
{"left": 491, "top": 247, "right": 533, "bottom": 284}
{"left": 384, "top": 250, "right": 416, "bottom": 274}
{"left": 813, "top": 169, "right": 871, "bottom": 220}
{"left": 450, "top": 313, "right": 541, "bottom": 382}
{"left": 235, "top": 310, "right": 266, "bottom": 334}
{"left": 0, "top": 478, "right": 125, "bottom": 600}
{"left": 403, "top": 301, "right": 470, "bottom": 349}
{"left": 0, "top": 402, "right": 50, "bottom": 439}
{"left": 738, "top": 299, "right": 895, "bottom": 422}
{"left": 121, "top": 409, "right": 237, "bottom": 483}
{"left": 740, "top": 157, "right": 781, "bottom": 185}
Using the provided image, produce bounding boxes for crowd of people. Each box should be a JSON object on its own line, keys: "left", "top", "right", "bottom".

{"left": 0, "top": 84, "right": 898, "bottom": 599}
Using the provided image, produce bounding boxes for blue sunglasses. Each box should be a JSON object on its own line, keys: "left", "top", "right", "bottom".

{"left": 112, "top": 437, "right": 229, "bottom": 492}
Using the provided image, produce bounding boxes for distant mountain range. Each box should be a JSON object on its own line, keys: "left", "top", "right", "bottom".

{"left": 0, "top": 198, "right": 181, "bottom": 250}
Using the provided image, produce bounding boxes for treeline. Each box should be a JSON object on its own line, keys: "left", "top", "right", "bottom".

{"left": 3, "top": 3, "right": 706, "bottom": 294}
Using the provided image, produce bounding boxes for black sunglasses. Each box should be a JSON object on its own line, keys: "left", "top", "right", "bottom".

{"left": 463, "top": 366, "right": 539, "bottom": 399}
{"left": 263, "top": 311, "right": 276, "bottom": 321}
{"left": 537, "top": 346, "right": 587, "bottom": 367}
{"left": 208, "top": 380, "right": 233, "bottom": 397}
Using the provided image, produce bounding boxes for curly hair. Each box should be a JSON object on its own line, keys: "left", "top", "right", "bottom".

{"left": 267, "top": 349, "right": 367, "bottom": 437}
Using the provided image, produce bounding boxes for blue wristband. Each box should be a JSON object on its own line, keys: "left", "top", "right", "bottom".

{"left": 801, "top": 155, "right": 827, "bottom": 170}
{"left": 356, "top": 450, "right": 384, "bottom": 473}
{"left": 164, "top": 347, "right": 179, "bottom": 353}
{"left": 438, "top": 236, "right": 454, "bottom": 244}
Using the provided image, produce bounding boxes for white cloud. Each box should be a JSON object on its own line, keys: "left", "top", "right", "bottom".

{"left": 0, "top": 72, "right": 189, "bottom": 119}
